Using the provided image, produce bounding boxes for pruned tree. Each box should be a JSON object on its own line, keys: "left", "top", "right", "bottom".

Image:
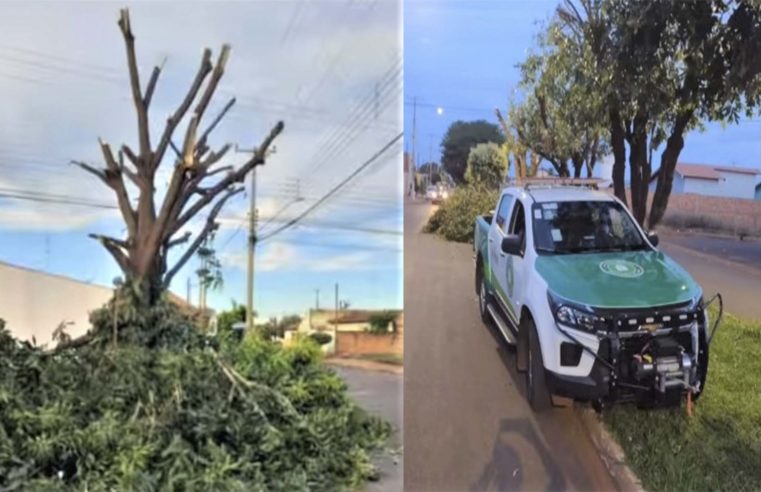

{"left": 74, "top": 9, "right": 283, "bottom": 307}
{"left": 554, "top": 0, "right": 761, "bottom": 227}
{"left": 495, "top": 108, "right": 543, "bottom": 179}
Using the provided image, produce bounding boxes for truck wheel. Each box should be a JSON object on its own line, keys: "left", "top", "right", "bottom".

{"left": 526, "top": 320, "right": 552, "bottom": 412}
{"left": 478, "top": 271, "right": 491, "bottom": 324}
{"left": 516, "top": 317, "right": 528, "bottom": 373}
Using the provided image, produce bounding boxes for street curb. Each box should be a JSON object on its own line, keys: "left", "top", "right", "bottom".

{"left": 575, "top": 405, "right": 645, "bottom": 492}
{"left": 325, "top": 357, "right": 403, "bottom": 375}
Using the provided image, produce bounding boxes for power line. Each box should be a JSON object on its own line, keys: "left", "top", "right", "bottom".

{"left": 258, "top": 131, "right": 403, "bottom": 243}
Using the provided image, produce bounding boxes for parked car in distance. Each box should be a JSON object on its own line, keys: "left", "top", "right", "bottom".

{"left": 425, "top": 184, "right": 449, "bottom": 204}
{"left": 473, "top": 180, "right": 716, "bottom": 412}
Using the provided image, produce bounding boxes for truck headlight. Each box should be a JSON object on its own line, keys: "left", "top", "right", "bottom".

{"left": 548, "top": 291, "right": 605, "bottom": 332}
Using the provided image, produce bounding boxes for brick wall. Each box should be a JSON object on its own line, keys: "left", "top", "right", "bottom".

{"left": 619, "top": 189, "right": 761, "bottom": 235}
{"left": 662, "top": 193, "right": 761, "bottom": 234}
{"left": 334, "top": 313, "right": 404, "bottom": 356}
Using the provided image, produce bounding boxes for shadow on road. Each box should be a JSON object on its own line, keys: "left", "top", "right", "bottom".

{"left": 472, "top": 418, "right": 566, "bottom": 491}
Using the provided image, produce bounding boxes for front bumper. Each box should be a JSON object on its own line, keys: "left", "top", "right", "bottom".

{"left": 546, "top": 306, "right": 708, "bottom": 405}
{"left": 546, "top": 358, "right": 611, "bottom": 401}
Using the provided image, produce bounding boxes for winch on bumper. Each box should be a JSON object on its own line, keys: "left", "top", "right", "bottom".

{"left": 544, "top": 298, "right": 715, "bottom": 408}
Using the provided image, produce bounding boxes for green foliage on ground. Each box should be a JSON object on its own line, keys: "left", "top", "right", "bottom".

{"left": 603, "top": 309, "right": 761, "bottom": 492}
{"left": 465, "top": 142, "right": 507, "bottom": 189}
{"left": 441, "top": 120, "right": 504, "bottom": 184}
{"left": 424, "top": 185, "right": 500, "bottom": 243}
{"left": 0, "top": 299, "right": 389, "bottom": 490}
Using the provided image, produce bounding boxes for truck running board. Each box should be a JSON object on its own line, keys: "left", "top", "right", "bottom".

{"left": 486, "top": 302, "right": 517, "bottom": 345}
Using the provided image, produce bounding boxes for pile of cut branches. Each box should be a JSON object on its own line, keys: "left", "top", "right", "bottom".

{"left": 0, "top": 302, "right": 389, "bottom": 490}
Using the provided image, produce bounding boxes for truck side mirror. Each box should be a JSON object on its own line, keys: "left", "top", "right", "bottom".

{"left": 647, "top": 231, "right": 659, "bottom": 247}
{"left": 501, "top": 235, "right": 523, "bottom": 256}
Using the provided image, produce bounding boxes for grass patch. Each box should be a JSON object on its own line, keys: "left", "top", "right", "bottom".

{"left": 356, "top": 353, "right": 403, "bottom": 366}
{"left": 603, "top": 309, "right": 761, "bottom": 491}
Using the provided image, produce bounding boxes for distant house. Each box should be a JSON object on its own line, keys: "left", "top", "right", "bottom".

{"left": 649, "top": 163, "right": 759, "bottom": 199}
{"left": 289, "top": 308, "right": 400, "bottom": 354}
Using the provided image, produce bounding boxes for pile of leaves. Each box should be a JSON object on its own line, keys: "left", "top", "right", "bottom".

{"left": 0, "top": 299, "right": 389, "bottom": 490}
{"left": 424, "top": 185, "right": 499, "bottom": 243}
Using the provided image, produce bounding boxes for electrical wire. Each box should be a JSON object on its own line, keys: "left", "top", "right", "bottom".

{"left": 258, "top": 132, "right": 403, "bottom": 243}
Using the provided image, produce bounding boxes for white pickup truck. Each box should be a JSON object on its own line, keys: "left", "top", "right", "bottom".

{"left": 473, "top": 181, "right": 719, "bottom": 411}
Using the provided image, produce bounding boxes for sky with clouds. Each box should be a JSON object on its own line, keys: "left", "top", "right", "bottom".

{"left": 405, "top": 0, "right": 761, "bottom": 180}
{"left": 0, "top": 1, "right": 402, "bottom": 318}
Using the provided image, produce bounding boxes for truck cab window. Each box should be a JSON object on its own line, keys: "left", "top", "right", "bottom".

{"left": 509, "top": 201, "right": 526, "bottom": 251}
{"left": 495, "top": 195, "right": 513, "bottom": 233}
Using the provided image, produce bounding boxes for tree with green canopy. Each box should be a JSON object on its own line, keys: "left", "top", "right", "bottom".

{"left": 465, "top": 142, "right": 508, "bottom": 188}
{"left": 550, "top": 0, "right": 761, "bottom": 226}
{"left": 441, "top": 120, "right": 504, "bottom": 183}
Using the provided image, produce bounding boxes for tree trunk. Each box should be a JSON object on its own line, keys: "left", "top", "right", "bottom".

{"left": 571, "top": 153, "right": 583, "bottom": 178}
{"left": 648, "top": 112, "right": 692, "bottom": 228}
{"left": 627, "top": 112, "right": 649, "bottom": 226}
{"left": 609, "top": 107, "right": 627, "bottom": 207}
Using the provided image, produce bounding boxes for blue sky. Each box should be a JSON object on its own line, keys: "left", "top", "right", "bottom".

{"left": 404, "top": 0, "right": 761, "bottom": 177}
{"left": 0, "top": 1, "right": 402, "bottom": 319}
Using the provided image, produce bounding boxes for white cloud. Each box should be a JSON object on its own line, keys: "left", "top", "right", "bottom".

{"left": 221, "top": 240, "right": 384, "bottom": 273}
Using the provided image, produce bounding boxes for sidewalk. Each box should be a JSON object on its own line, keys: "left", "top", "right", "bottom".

{"left": 326, "top": 356, "right": 403, "bottom": 375}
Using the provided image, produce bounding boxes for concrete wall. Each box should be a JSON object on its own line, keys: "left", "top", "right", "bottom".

{"left": 649, "top": 172, "right": 756, "bottom": 200}
{"left": 0, "top": 262, "right": 113, "bottom": 345}
{"left": 682, "top": 177, "right": 721, "bottom": 196}
{"left": 717, "top": 171, "right": 756, "bottom": 199}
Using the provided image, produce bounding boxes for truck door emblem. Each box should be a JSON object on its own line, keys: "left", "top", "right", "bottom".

{"left": 599, "top": 259, "right": 644, "bottom": 278}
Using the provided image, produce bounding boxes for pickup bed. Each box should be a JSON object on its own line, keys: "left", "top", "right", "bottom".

{"left": 473, "top": 183, "right": 719, "bottom": 411}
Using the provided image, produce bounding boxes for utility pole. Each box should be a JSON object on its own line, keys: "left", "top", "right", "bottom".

{"left": 246, "top": 167, "right": 257, "bottom": 329}
{"left": 186, "top": 277, "right": 191, "bottom": 305}
{"left": 235, "top": 144, "right": 276, "bottom": 330}
{"left": 411, "top": 96, "right": 417, "bottom": 182}
{"left": 315, "top": 288, "right": 320, "bottom": 310}
{"left": 334, "top": 283, "right": 339, "bottom": 333}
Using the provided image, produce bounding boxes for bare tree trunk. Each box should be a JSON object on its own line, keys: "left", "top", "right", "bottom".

{"left": 627, "top": 112, "right": 648, "bottom": 226}
{"left": 648, "top": 112, "right": 692, "bottom": 228}
{"left": 609, "top": 106, "right": 627, "bottom": 207}
{"left": 571, "top": 153, "right": 583, "bottom": 178}
{"left": 76, "top": 10, "right": 283, "bottom": 309}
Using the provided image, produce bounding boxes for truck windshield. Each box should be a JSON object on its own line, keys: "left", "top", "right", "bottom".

{"left": 532, "top": 200, "right": 647, "bottom": 254}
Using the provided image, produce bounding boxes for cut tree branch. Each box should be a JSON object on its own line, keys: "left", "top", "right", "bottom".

{"left": 153, "top": 49, "right": 213, "bottom": 170}
{"left": 118, "top": 9, "right": 151, "bottom": 157}
{"left": 162, "top": 186, "right": 243, "bottom": 288}
{"left": 172, "top": 121, "right": 284, "bottom": 236}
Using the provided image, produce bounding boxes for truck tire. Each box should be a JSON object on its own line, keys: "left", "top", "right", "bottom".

{"left": 477, "top": 264, "right": 491, "bottom": 324}
{"left": 516, "top": 317, "right": 528, "bottom": 373}
{"left": 526, "top": 319, "right": 552, "bottom": 412}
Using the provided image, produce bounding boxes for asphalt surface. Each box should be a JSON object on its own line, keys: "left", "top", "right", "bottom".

{"left": 404, "top": 200, "right": 616, "bottom": 492}
{"left": 658, "top": 231, "right": 761, "bottom": 321}
{"left": 336, "top": 366, "right": 403, "bottom": 492}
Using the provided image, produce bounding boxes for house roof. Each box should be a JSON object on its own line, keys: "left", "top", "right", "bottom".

{"left": 713, "top": 165, "right": 760, "bottom": 176}
{"left": 327, "top": 309, "right": 401, "bottom": 324}
{"left": 674, "top": 163, "right": 722, "bottom": 180}
{"left": 650, "top": 163, "right": 760, "bottom": 183}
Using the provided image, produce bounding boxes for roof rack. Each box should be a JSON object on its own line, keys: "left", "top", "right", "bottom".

{"left": 507, "top": 177, "right": 603, "bottom": 190}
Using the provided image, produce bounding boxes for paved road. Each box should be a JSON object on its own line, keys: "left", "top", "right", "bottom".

{"left": 404, "top": 200, "right": 616, "bottom": 492}
{"left": 337, "top": 367, "right": 403, "bottom": 492}
{"left": 658, "top": 231, "right": 761, "bottom": 321}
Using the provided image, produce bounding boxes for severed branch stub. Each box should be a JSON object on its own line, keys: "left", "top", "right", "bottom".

{"left": 75, "top": 8, "right": 284, "bottom": 306}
